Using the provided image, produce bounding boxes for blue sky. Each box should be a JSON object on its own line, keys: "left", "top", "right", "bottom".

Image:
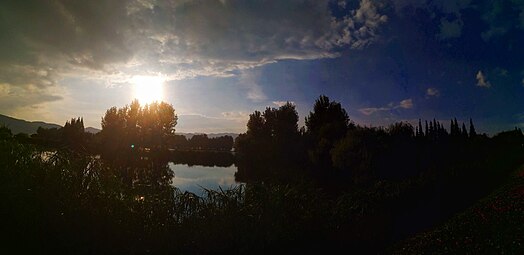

{"left": 0, "top": 0, "right": 523, "bottom": 134}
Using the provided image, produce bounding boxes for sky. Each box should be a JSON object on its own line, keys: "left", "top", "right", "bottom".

{"left": 0, "top": 0, "right": 523, "bottom": 134}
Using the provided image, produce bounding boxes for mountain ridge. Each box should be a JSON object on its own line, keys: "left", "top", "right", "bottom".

{"left": 0, "top": 114, "right": 238, "bottom": 138}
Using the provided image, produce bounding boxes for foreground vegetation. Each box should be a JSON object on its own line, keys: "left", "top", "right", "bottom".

{"left": 1, "top": 132, "right": 523, "bottom": 253}
{"left": 2, "top": 96, "right": 524, "bottom": 253}
{"left": 392, "top": 166, "right": 524, "bottom": 254}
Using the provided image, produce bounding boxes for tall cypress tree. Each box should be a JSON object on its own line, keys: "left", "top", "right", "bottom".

{"left": 429, "top": 121, "right": 434, "bottom": 137}
{"left": 469, "top": 118, "right": 477, "bottom": 137}
{"left": 462, "top": 123, "right": 468, "bottom": 138}
{"left": 425, "top": 120, "right": 429, "bottom": 137}
{"left": 418, "top": 119, "right": 423, "bottom": 137}
{"left": 450, "top": 119, "right": 455, "bottom": 136}
{"left": 453, "top": 118, "right": 460, "bottom": 136}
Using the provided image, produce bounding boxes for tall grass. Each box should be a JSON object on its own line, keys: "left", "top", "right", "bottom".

{"left": 1, "top": 138, "right": 522, "bottom": 253}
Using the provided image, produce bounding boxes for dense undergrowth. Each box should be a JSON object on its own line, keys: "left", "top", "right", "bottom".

{"left": 391, "top": 166, "right": 524, "bottom": 254}
{"left": 1, "top": 136, "right": 523, "bottom": 254}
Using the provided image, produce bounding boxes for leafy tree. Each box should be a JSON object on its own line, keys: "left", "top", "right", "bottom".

{"left": 305, "top": 95, "right": 350, "bottom": 142}
{"left": 305, "top": 95, "right": 351, "bottom": 168}
{"left": 100, "top": 100, "right": 178, "bottom": 157}
{"left": 235, "top": 102, "right": 301, "bottom": 180}
{"left": 14, "top": 133, "right": 30, "bottom": 144}
{"left": 246, "top": 110, "right": 267, "bottom": 137}
{"left": 0, "top": 126, "right": 12, "bottom": 140}
{"left": 62, "top": 117, "right": 85, "bottom": 150}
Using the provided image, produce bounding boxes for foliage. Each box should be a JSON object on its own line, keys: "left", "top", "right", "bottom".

{"left": 2, "top": 95, "right": 524, "bottom": 253}
{"left": 391, "top": 168, "right": 524, "bottom": 254}
{"left": 236, "top": 102, "right": 300, "bottom": 153}
{"left": 170, "top": 134, "right": 234, "bottom": 151}
{"left": 100, "top": 100, "right": 177, "bottom": 157}
{"left": 305, "top": 95, "right": 352, "bottom": 169}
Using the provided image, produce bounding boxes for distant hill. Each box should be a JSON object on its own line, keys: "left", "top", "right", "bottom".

{"left": 177, "top": 132, "right": 239, "bottom": 140}
{"left": 85, "top": 127, "right": 101, "bottom": 134}
{"left": 0, "top": 114, "right": 62, "bottom": 134}
{"left": 0, "top": 114, "right": 101, "bottom": 135}
{"left": 0, "top": 114, "right": 237, "bottom": 138}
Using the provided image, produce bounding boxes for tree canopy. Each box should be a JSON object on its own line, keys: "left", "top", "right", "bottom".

{"left": 100, "top": 100, "right": 177, "bottom": 157}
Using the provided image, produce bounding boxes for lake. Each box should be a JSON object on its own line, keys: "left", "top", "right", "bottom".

{"left": 168, "top": 162, "right": 240, "bottom": 195}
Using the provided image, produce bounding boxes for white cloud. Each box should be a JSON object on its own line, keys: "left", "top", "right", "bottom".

{"left": 358, "top": 98, "right": 413, "bottom": 115}
{"left": 398, "top": 99, "right": 413, "bottom": 109}
{"left": 426, "top": 87, "right": 440, "bottom": 97}
{"left": 272, "top": 101, "right": 295, "bottom": 107}
{"left": 221, "top": 111, "right": 250, "bottom": 121}
{"left": 238, "top": 69, "right": 266, "bottom": 102}
{"left": 476, "top": 70, "right": 491, "bottom": 88}
{"left": 359, "top": 107, "right": 390, "bottom": 116}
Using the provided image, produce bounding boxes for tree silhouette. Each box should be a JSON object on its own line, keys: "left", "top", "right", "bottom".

{"left": 305, "top": 95, "right": 351, "bottom": 169}
{"left": 0, "top": 126, "right": 12, "bottom": 140}
{"left": 62, "top": 117, "right": 85, "bottom": 150}
{"left": 100, "top": 100, "right": 177, "bottom": 158}
{"left": 469, "top": 118, "right": 477, "bottom": 137}
{"left": 237, "top": 102, "right": 299, "bottom": 152}
{"left": 235, "top": 102, "right": 302, "bottom": 180}
{"left": 462, "top": 122, "right": 468, "bottom": 138}
{"left": 418, "top": 119, "right": 423, "bottom": 137}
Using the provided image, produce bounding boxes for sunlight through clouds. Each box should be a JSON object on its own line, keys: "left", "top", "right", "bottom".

{"left": 131, "top": 75, "right": 165, "bottom": 104}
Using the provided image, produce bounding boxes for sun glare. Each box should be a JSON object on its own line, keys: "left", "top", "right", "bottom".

{"left": 131, "top": 75, "right": 165, "bottom": 104}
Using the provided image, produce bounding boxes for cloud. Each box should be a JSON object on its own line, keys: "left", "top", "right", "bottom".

{"left": 2, "top": 0, "right": 390, "bottom": 78}
{"left": 130, "top": 0, "right": 388, "bottom": 78}
{"left": 522, "top": 78, "right": 524, "bottom": 87}
{"left": 437, "top": 18, "right": 463, "bottom": 39}
{"left": 272, "top": 101, "right": 295, "bottom": 107}
{"left": 398, "top": 99, "right": 413, "bottom": 109}
{"left": 476, "top": 70, "right": 491, "bottom": 88}
{"left": 358, "top": 98, "right": 413, "bottom": 115}
{"left": 0, "top": 83, "right": 63, "bottom": 112}
{"left": 480, "top": 0, "right": 524, "bottom": 41}
{"left": 391, "top": 0, "right": 473, "bottom": 40}
{"left": 359, "top": 107, "right": 390, "bottom": 116}
{"left": 238, "top": 69, "right": 266, "bottom": 102}
{"left": 0, "top": 0, "right": 389, "bottom": 110}
{"left": 426, "top": 87, "right": 440, "bottom": 97}
{"left": 337, "top": 1, "right": 347, "bottom": 9}
{"left": 221, "top": 111, "right": 250, "bottom": 121}
{"left": 392, "top": 0, "right": 472, "bottom": 15}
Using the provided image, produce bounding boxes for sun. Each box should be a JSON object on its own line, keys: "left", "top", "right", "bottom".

{"left": 131, "top": 75, "right": 165, "bottom": 104}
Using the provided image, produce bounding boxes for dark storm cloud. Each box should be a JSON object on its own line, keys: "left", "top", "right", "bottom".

{"left": 0, "top": 0, "right": 132, "bottom": 110}
{"left": 0, "top": 0, "right": 132, "bottom": 70}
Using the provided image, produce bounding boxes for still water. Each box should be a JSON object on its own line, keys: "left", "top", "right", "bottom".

{"left": 168, "top": 163, "right": 240, "bottom": 194}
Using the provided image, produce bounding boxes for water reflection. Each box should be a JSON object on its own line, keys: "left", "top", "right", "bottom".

{"left": 169, "top": 163, "right": 239, "bottom": 194}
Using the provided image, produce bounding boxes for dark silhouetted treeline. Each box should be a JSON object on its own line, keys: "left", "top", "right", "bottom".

{"left": 1, "top": 97, "right": 524, "bottom": 254}
{"left": 234, "top": 95, "right": 524, "bottom": 251}
{"left": 169, "top": 150, "right": 235, "bottom": 167}
{"left": 169, "top": 133, "right": 234, "bottom": 151}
